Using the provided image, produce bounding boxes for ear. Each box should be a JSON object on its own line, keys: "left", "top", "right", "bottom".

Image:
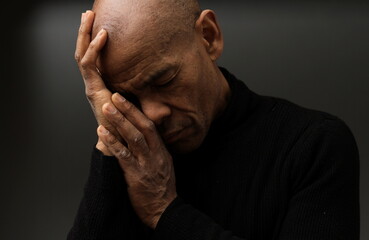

{"left": 195, "top": 10, "right": 224, "bottom": 61}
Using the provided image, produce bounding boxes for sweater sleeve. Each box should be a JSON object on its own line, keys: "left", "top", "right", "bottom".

{"left": 67, "top": 147, "right": 152, "bottom": 240}
{"left": 152, "top": 117, "right": 360, "bottom": 240}
{"left": 152, "top": 197, "right": 245, "bottom": 240}
{"left": 278, "top": 117, "right": 360, "bottom": 239}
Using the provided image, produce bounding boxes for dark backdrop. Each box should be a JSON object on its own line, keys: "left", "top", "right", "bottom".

{"left": 2, "top": 1, "right": 368, "bottom": 239}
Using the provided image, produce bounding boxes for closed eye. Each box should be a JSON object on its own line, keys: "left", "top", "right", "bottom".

{"left": 155, "top": 76, "right": 175, "bottom": 88}
{"left": 154, "top": 64, "right": 181, "bottom": 88}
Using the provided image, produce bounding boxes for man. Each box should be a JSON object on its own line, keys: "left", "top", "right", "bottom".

{"left": 68, "top": 0, "right": 360, "bottom": 239}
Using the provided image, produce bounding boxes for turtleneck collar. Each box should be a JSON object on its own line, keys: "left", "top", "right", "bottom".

{"left": 205, "top": 67, "right": 255, "bottom": 140}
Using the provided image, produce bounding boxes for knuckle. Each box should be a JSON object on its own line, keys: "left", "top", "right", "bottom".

{"left": 118, "top": 148, "right": 132, "bottom": 160}
{"left": 80, "top": 58, "right": 90, "bottom": 71}
{"left": 125, "top": 101, "right": 135, "bottom": 112}
{"left": 89, "top": 41, "right": 97, "bottom": 50}
{"left": 85, "top": 88, "right": 103, "bottom": 101}
{"left": 115, "top": 114, "right": 126, "bottom": 125}
{"left": 132, "top": 133, "right": 145, "bottom": 145}
{"left": 85, "top": 89, "right": 96, "bottom": 101}
{"left": 74, "top": 52, "right": 81, "bottom": 63}
{"left": 144, "top": 120, "right": 156, "bottom": 132}
{"left": 107, "top": 133, "right": 118, "bottom": 145}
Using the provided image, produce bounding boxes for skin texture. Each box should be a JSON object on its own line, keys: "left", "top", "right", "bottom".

{"left": 74, "top": 0, "right": 230, "bottom": 229}
{"left": 91, "top": 0, "right": 229, "bottom": 154}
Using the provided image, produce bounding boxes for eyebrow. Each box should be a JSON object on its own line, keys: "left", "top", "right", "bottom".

{"left": 117, "top": 65, "right": 174, "bottom": 108}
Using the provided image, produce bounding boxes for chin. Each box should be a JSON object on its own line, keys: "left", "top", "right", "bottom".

{"left": 166, "top": 134, "right": 204, "bottom": 155}
{"left": 167, "top": 142, "right": 198, "bottom": 155}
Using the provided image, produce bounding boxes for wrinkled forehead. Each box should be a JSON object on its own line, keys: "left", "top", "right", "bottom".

{"left": 97, "top": 39, "right": 169, "bottom": 84}
{"left": 95, "top": 31, "right": 185, "bottom": 82}
{"left": 91, "top": 0, "right": 192, "bottom": 84}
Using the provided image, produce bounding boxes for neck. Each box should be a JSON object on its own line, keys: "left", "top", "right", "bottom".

{"left": 214, "top": 65, "right": 231, "bottom": 120}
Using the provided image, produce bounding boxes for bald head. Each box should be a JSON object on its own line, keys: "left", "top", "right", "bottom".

{"left": 91, "top": 0, "right": 202, "bottom": 83}
{"left": 92, "top": 0, "right": 201, "bottom": 52}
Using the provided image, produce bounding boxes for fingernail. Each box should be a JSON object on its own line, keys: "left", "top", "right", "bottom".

{"left": 114, "top": 93, "right": 126, "bottom": 103}
{"left": 106, "top": 104, "right": 117, "bottom": 114}
{"left": 99, "top": 126, "right": 109, "bottom": 135}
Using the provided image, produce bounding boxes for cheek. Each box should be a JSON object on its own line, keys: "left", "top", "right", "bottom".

{"left": 168, "top": 52, "right": 214, "bottom": 124}
{"left": 177, "top": 80, "right": 212, "bottom": 127}
{"left": 166, "top": 93, "right": 206, "bottom": 132}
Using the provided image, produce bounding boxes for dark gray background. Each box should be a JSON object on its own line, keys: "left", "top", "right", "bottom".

{"left": 2, "top": 0, "right": 368, "bottom": 239}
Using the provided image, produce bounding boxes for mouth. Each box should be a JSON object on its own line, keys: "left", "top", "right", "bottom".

{"left": 163, "top": 128, "right": 185, "bottom": 144}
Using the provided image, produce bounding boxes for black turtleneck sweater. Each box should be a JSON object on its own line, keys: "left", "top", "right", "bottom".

{"left": 68, "top": 68, "right": 360, "bottom": 240}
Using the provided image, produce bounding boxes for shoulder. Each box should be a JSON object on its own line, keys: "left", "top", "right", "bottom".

{"left": 257, "top": 95, "right": 355, "bottom": 143}
{"left": 264, "top": 97, "right": 360, "bottom": 187}
{"left": 241, "top": 94, "right": 359, "bottom": 164}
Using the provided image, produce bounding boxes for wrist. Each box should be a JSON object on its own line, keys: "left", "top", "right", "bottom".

{"left": 151, "top": 195, "right": 177, "bottom": 229}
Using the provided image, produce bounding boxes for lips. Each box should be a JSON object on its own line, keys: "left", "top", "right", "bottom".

{"left": 163, "top": 129, "right": 184, "bottom": 144}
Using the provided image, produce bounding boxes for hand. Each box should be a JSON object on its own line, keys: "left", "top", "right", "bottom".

{"left": 97, "top": 93, "right": 177, "bottom": 229}
{"left": 74, "top": 10, "right": 118, "bottom": 155}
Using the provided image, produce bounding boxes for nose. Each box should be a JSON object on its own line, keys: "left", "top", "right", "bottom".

{"left": 140, "top": 98, "right": 171, "bottom": 126}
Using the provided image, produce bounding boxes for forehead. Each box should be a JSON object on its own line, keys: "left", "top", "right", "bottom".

{"left": 98, "top": 34, "right": 179, "bottom": 84}
{"left": 92, "top": 1, "right": 192, "bottom": 88}
{"left": 96, "top": 24, "right": 188, "bottom": 88}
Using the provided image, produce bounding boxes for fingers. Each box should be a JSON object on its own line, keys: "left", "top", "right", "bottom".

{"left": 81, "top": 28, "right": 107, "bottom": 73}
{"left": 97, "top": 125, "right": 137, "bottom": 170}
{"left": 75, "top": 10, "right": 108, "bottom": 98}
{"left": 102, "top": 103, "right": 150, "bottom": 157}
{"left": 75, "top": 11, "right": 94, "bottom": 63}
{"left": 111, "top": 93, "right": 160, "bottom": 148}
{"left": 80, "top": 29, "right": 108, "bottom": 97}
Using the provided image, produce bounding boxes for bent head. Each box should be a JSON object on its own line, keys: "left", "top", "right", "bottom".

{"left": 92, "top": 0, "right": 229, "bottom": 153}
